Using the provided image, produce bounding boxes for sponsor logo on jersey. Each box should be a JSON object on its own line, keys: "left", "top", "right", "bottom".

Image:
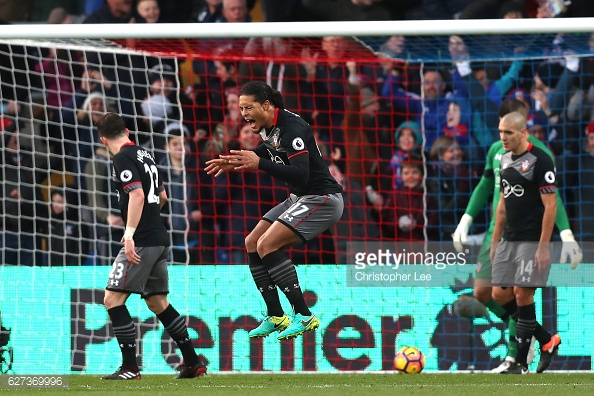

{"left": 502, "top": 179, "right": 525, "bottom": 197}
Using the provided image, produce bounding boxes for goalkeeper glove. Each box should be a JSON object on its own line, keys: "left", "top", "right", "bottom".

{"left": 560, "top": 229, "right": 582, "bottom": 269}
{"left": 452, "top": 214, "right": 473, "bottom": 253}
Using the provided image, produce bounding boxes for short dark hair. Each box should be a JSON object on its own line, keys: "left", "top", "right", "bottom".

{"left": 498, "top": 98, "right": 528, "bottom": 118}
{"left": 166, "top": 128, "right": 184, "bottom": 142}
{"left": 401, "top": 158, "right": 424, "bottom": 176}
{"left": 97, "top": 113, "right": 126, "bottom": 139}
{"left": 239, "top": 81, "right": 284, "bottom": 109}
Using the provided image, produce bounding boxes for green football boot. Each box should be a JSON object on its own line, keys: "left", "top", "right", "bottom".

{"left": 277, "top": 313, "right": 319, "bottom": 341}
{"left": 248, "top": 314, "right": 290, "bottom": 338}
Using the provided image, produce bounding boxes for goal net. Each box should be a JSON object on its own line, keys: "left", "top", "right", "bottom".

{"left": 0, "top": 20, "right": 592, "bottom": 374}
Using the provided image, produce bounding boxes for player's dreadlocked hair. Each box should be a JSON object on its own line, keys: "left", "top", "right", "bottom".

{"left": 240, "top": 81, "right": 285, "bottom": 109}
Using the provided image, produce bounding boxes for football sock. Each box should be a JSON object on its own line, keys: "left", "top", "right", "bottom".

{"left": 507, "top": 318, "right": 518, "bottom": 359}
{"left": 515, "top": 303, "right": 537, "bottom": 366}
{"left": 501, "top": 298, "right": 518, "bottom": 319}
{"left": 502, "top": 298, "right": 552, "bottom": 349}
{"left": 248, "top": 252, "right": 284, "bottom": 317}
{"left": 263, "top": 250, "right": 311, "bottom": 316}
{"left": 157, "top": 304, "right": 198, "bottom": 366}
{"left": 485, "top": 298, "right": 508, "bottom": 320}
{"left": 108, "top": 305, "right": 138, "bottom": 369}
{"left": 533, "top": 323, "right": 552, "bottom": 346}
{"left": 485, "top": 299, "right": 517, "bottom": 358}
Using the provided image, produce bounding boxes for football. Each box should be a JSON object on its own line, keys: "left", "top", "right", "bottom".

{"left": 394, "top": 346, "right": 425, "bottom": 374}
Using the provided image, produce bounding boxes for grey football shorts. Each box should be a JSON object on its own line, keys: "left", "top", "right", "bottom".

{"left": 492, "top": 240, "right": 550, "bottom": 288}
{"left": 106, "top": 246, "right": 170, "bottom": 298}
{"left": 263, "top": 193, "right": 344, "bottom": 243}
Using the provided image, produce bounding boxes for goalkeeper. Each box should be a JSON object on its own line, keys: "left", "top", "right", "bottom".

{"left": 452, "top": 98, "right": 582, "bottom": 373}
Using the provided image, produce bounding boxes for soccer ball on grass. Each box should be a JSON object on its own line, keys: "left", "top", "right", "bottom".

{"left": 394, "top": 346, "right": 425, "bottom": 374}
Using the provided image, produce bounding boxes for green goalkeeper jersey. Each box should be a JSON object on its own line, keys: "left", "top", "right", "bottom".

{"left": 465, "top": 135, "right": 570, "bottom": 233}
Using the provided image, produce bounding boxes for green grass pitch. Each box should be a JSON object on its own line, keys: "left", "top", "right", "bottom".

{"left": 2, "top": 373, "right": 594, "bottom": 396}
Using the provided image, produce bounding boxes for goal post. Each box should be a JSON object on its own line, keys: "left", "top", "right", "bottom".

{"left": 0, "top": 19, "right": 593, "bottom": 374}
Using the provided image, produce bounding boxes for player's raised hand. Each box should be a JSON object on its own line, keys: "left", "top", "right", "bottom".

{"left": 204, "top": 156, "right": 236, "bottom": 177}
{"left": 224, "top": 150, "right": 260, "bottom": 170}
{"left": 559, "top": 229, "right": 582, "bottom": 269}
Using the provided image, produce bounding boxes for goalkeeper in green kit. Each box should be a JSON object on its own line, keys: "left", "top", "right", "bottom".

{"left": 452, "top": 98, "right": 582, "bottom": 373}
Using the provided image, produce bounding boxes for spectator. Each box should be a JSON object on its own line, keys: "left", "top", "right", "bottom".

{"left": 558, "top": 121, "right": 594, "bottom": 241}
{"left": 531, "top": 61, "right": 567, "bottom": 152}
{"left": 427, "top": 136, "right": 473, "bottom": 241}
{"left": 44, "top": 188, "right": 85, "bottom": 266}
{"left": 535, "top": 0, "right": 594, "bottom": 18}
{"left": 135, "top": 0, "right": 161, "bottom": 23}
{"left": 83, "top": 0, "right": 134, "bottom": 23}
{"left": 34, "top": 47, "right": 77, "bottom": 116}
{"left": 443, "top": 101, "right": 470, "bottom": 145}
{"left": 83, "top": 145, "right": 124, "bottom": 265}
{"left": 239, "top": 37, "right": 313, "bottom": 117}
{"left": 218, "top": 0, "right": 251, "bottom": 23}
{"left": 46, "top": 7, "right": 85, "bottom": 24}
{"left": 68, "top": 92, "right": 109, "bottom": 182}
{"left": 388, "top": 120, "right": 424, "bottom": 189}
{"left": 373, "top": 159, "right": 436, "bottom": 241}
{"left": 330, "top": 162, "right": 381, "bottom": 261}
{"left": 193, "top": 44, "right": 242, "bottom": 130}
{"left": 202, "top": 87, "right": 242, "bottom": 162}
{"left": 196, "top": 0, "right": 223, "bottom": 22}
{"left": 527, "top": 114, "right": 549, "bottom": 146}
{"left": 0, "top": 1, "right": 33, "bottom": 22}
{"left": 226, "top": 124, "right": 284, "bottom": 263}
{"left": 450, "top": 35, "right": 524, "bottom": 149}
{"left": 548, "top": 46, "right": 594, "bottom": 154}
{"left": 0, "top": 123, "right": 48, "bottom": 266}
{"left": 382, "top": 67, "right": 471, "bottom": 149}
{"left": 302, "top": 37, "right": 374, "bottom": 158}
{"left": 139, "top": 93, "right": 173, "bottom": 161}
{"left": 139, "top": 62, "right": 193, "bottom": 163}
{"left": 498, "top": 1, "right": 526, "bottom": 18}
{"left": 158, "top": 126, "right": 202, "bottom": 264}
{"left": 60, "top": 63, "right": 116, "bottom": 128}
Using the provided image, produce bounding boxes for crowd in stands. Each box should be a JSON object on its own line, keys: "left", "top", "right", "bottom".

{"left": 1, "top": 0, "right": 594, "bottom": 265}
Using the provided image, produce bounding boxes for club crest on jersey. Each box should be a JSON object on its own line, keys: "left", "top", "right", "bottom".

{"left": 120, "top": 170, "right": 133, "bottom": 182}
{"left": 521, "top": 160, "right": 529, "bottom": 172}
{"left": 292, "top": 137, "right": 305, "bottom": 151}
{"left": 271, "top": 127, "right": 280, "bottom": 147}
